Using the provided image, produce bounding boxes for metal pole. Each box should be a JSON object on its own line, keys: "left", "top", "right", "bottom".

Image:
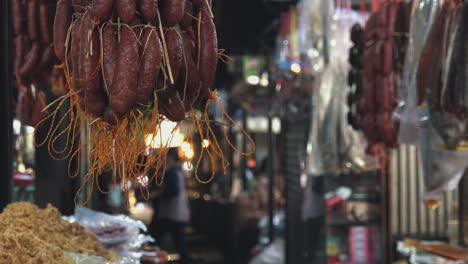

{"left": 0, "top": 0, "right": 13, "bottom": 210}
{"left": 267, "top": 83, "right": 275, "bottom": 244}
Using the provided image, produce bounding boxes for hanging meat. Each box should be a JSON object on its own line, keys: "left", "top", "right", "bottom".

{"left": 416, "top": 0, "right": 467, "bottom": 149}
{"left": 12, "top": 0, "right": 61, "bottom": 127}
{"left": 352, "top": 1, "right": 411, "bottom": 154}
{"left": 54, "top": 0, "right": 220, "bottom": 121}
{"left": 33, "top": 0, "right": 255, "bottom": 194}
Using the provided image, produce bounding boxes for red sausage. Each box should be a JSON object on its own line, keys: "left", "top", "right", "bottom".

{"left": 136, "top": 28, "right": 162, "bottom": 106}
{"left": 180, "top": 0, "right": 193, "bottom": 30}
{"left": 160, "top": 0, "right": 185, "bottom": 27}
{"left": 138, "top": 0, "right": 156, "bottom": 23}
{"left": 27, "top": 0, "right": 39, "bottom": 41}
{"left": 177, "top": 31, "right": 201, "bottom": 110}
{"left": 72, "top": 0, "right": 92, "bottom": 12}
{"left": 197, "top": 9, "right": 216, "bottom": 99}
{"left": 157, "top": 77, "right": 186, "bottom": 122}
{"left": 165, "top": 29, "right": 183, "bottom": 83}
{"left": 102, "top": 107, "right": 117, "bottom": 125}
{"left": 375, "top": 75, "right": 394, "bottom": 112}
{"left": 54, "top": 0, "right": 73, "bottom": 62}
{"left": 110, "top": 25, "right": 139, "bottom": 117}
{"left": 71, "top": 19, "right": 82, "bottom": 88}
{"left": 18, "top": 42, "right": 41, "bottom": 78}
{"left": 71, "top": 18, "right": 86, "bottom": 110}
{"left": 386, "top": 2, "right": 397, "bottom": 35}
{"left": 39, "top": 45, "right": 55, "bottom": 69}
{"left": 81, "top": 12, "right": 105, "bottom": 117}
{"left": 116, "top": 0, "right": 136, "bottom": 24}
{"left": 14, "top": 36, "right": 25, "bottom": 74}
{"left": 91, "top": 0, "right": 114, "bottom": 22}
{"left": 181, "top": 1, "right": 197, "bottom": 49}
{"left": 377, "top": 112, "right": 398, "bottom": 147}
{"left": 16, "top": 85, "right": 34, "bottom": 126}
{"left": 417, "top": 3, "right": 448, "bottom": 107}
{"left": 102, "top": 25, "right": 117, "bottom": 92}
{"left": 39, "top": 0, "right": 53, "bottom": 44}
{"left": 381, "top": 42, "right": 393, "bottom": 75}
{"left": 84, "top": 90, "right": 107, "bottom": 117}
{"left": 131, "top": 18, "right": 144, "bottom": 41}
{"left": 31, "top": 90, "right": 48, "bottom": 127}
{"left": 12, "top": 0, "right": 24, "bottom": 36}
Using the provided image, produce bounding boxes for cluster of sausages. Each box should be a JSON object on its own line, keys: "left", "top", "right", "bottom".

{"left": 347, "top": 23, "right": 363, "bottom": 131}
{"left": 12, "top": 0, "right": 59, "bottom": 127}
{"left": 54, "top": 0, "right": 218, "bottom": 124}
{"left": 417, "top": 0, "right": 468, "bottom": 118}
{"left": 349, "top": 1, "right": 411, "bottom": 154}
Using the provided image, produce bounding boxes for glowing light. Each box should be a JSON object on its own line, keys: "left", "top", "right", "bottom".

{"left": 182, "top": 162, "right": 193, "bottom": 171}
{"left": 260, "top": 72, "right": 269, "bottom": 87}
{"left": 145, "top": 120, "right": 185, "bottom": 149}
{"left": 17, "top": 163, "right": 26, "bottom": 173}
{"left": 202, "top": 139, "right": 210, "bottom": 148}
{"left": 180, "top": 141, "right": 195, "bottom": 160}
{"left": 246, "top": 75, "right": 260, "bottom": 85}
{"left": 185, "top": 148, "right": 194, "bottom": 160}
{"left": 290, "top": 63, "right": 301, "bottom": 74}
{"left": 13, "top": 119, "right": 21, "bottom": 135}
{"left": 25, "top": 125, "right": 35, "bottom": 134}
{"left": 135, "top": 202, "right": 146, "bottom": 209}
{"left": 181, "top": 141, "right": 191, "bottom": 152}
{"left": 129, "top": 196, "right": 136, "bottom": 206}
{"left": 137, "top": 176, "right": 149, "bottom": 185}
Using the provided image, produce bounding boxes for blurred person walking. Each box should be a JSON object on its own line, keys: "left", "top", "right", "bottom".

{"left": 149, "top": 148, "right": 190, "bottom": 264}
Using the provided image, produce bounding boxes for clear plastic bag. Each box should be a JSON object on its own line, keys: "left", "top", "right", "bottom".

{"left": 306, "top": 6, "right": 371, "bottom": 174}
{"left": 70, "top": 207, "right": 150, "bottom": 246}
{"left": 396, "top": 0, "right": 440, "bottom": 145}
{"left": 418, "top": 119, "right": 467, "bottom": 203}
{"left": 65, "top": 253, "right": 139, "bottom": 264}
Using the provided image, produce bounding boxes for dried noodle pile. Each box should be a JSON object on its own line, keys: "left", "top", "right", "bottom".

{"left": 0, "top": 202, "right": 113, "bottom": 263}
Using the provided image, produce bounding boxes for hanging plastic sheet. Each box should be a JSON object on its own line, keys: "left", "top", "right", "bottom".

{"left": 418, "top": 116, "right": 467, "bottom": 206}
{"left": 306, "top": 3, "right": 370, "bottom": 175}
{"left": 396, "top": 0, "right": 440, "bottom": 145}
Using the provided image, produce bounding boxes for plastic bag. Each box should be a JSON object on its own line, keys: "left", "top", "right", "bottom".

{"left": 65, "top": 253, "right": 139, "bottom": 264}
{"left": 418, "top": 118, "right": 467, "bottom": 203}
{"left": 396, "top": 0, "right": 440, "bottom": 145}
{"left": 305, "top": 7, "right": 370, "bottom": 174}
{"left": 70, "top": 207, "right": 149, "bottom": 246}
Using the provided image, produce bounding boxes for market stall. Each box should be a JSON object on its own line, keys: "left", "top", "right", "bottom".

{"left": 1, "top": 0, "right": 468, "bottom": 264}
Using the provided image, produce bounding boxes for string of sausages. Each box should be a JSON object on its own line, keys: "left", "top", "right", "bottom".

{"left": 54, "top": 0, "right": 217, "bottom": 123}
{"left": 348, "top": 0, "right": 411, "bottom": 155}
{"left": 32, "top": 0, "right": 254, "bottom": 193}
{"left": 12, "top": 0, "right": 63, "bottom": 127}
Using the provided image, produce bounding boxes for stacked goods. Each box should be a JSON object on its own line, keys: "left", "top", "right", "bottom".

{"left": 0, "top": 202, "right": 116, "bottom": 263}
{"left": 36, "top": 0, "right": 254, "bottom": 192}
